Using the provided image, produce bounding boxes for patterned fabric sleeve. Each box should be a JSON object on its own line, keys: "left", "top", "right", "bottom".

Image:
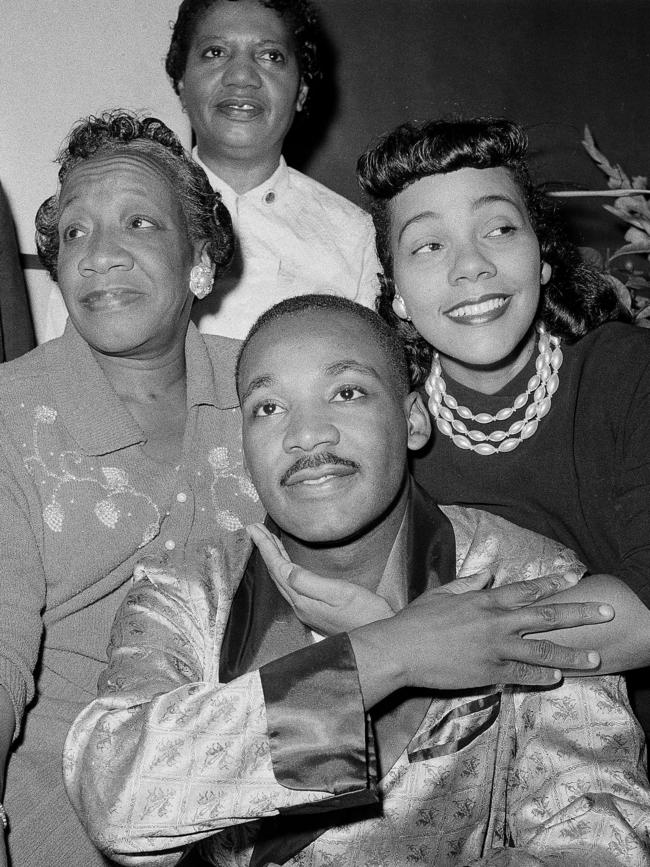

{"left": 449, "top": 505, "right": 650, "bottom": 865}
{"left": 469, "top": 676, "right": 650, "bottom": 866}
{"left": 63, "top": 549, "right": 372, "bottom": 866}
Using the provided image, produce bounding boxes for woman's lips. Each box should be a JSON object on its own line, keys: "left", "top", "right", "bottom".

{"left": 216, "top": 99, "right": 263, "bottom": 120}
{"left": 80, "top": 288, "right": 143, "bottom": 311}
{"left": 445, "top": 294, "right": 511, "bottom": 324}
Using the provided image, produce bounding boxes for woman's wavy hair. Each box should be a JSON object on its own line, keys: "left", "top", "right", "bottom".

{"left": 35, "top": 110, "right": 234, "bottom": 283}
{"left": 357, "top": 117, "right": 630, "bottom": 385}
{"left": 165, "top": 0, "right": 322, "bottom": 111}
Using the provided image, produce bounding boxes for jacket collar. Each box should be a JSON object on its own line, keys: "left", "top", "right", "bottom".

{"left": 192, "top": 149, "right": 290, "bottom": 211}
{"left": 220, "top": 479, "right": 456, "bottom": 683}
{"left": 47, "top": 321, "right": 235, "bottom": 456}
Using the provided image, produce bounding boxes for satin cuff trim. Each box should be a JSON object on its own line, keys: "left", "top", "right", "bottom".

{"left": 260, "top": 633, "right": 374, "bottom": 796}
{"left": 408, "top": 691, "right": 501, "bottom": 762}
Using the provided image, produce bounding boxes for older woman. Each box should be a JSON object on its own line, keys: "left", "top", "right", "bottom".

{"left": 0, "top": 110, "right": 262, "bottom": 867}
{"left": 357, "top": 117, "right": 650, "bottom": 733}
{"left": 165, "top": 0, "right": 381, "bottom": 337}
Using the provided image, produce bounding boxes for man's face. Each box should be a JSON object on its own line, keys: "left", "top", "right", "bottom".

{"left": 239, "top": 308, "right": 429, "bottom": 544}
{"left": 178, "top": 0, "right": 308, "bottom": 165}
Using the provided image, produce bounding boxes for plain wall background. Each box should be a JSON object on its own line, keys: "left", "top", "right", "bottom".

{"left": 306, "top": 0, "right": 650, "bottom": 249}
{"left": 2, "top": 0, "right": 649, "bottom": 340}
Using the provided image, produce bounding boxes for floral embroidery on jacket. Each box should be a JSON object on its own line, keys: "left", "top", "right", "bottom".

{"left": 24, "top": 405, "right": 161, "bottom": 546}
{"left": 208, "top": 446, "right": 259, "bottom": 532}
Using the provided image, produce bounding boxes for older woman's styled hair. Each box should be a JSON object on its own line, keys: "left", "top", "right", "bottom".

{"left": 35, "top": 110, "right": 234, "bottom": 282}
{"left": 165, "top": 0, "right": 322, "bottom": 105}
{"left": 357, "top": 117, "right": 629, "bottom": 384}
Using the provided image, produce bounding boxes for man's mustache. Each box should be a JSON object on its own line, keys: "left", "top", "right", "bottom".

{"left": 280, "top": 451, "right": 360, "bottom": 486}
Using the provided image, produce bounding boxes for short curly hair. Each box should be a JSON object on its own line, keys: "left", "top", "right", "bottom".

{"left": 165, "top": 0, "right": 322, "bottom": 107}
{"left": 35, "top": 110, "right": 234, "bottom": 283}
{"left": 357, "top": 117, "right": 629, "bottom": 385}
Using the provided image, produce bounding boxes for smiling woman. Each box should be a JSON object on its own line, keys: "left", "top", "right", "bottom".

{"left": 163, "top": 0, "right": 381, "bottom": 338}
{"left": 175, "top": 0, "right": 308, "bottom": 176}
{"left": 0, "top": 110, "right": 263, "bottom": 867}
{"left": 358, "top": 116, "right": 650, "bottom": 735}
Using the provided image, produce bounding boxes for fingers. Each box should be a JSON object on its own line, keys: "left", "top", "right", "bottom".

{"left": 246, "top": 524, "right": 290, "bottom": 574}
{"left": 246, "top": 524, "right": 295, "bottom": 602}
{"left": 490, "top": 572, "right": 582, "bottom": 608}
{"left": 289, "top": 570, "right": 350, "bottom": 604}
{"left": 500, "top": 643, "right": 601, "bottom": 686}
{"left": 508, "top": 600, "right": 614, "bottom": 634}
{"left": 504, "top": 635, "right": 601, "bottom": 675}
{"left": 439, "top": 569, "right": 494, "bottom": 595}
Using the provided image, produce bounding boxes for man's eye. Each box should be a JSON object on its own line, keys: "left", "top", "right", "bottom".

{"left": 129, "top": 217, "right": 156, "bottom": 229}
{"left": 332, "top": 387, "right": 366, "bottom": 402}
{"left": 203, "top": 46, "right": 225, "bottom": 58}
{"left": 253, "top": 401, "right": 283, "bottom": 417}
{"left": 61, "top": 225, "right": 86, "bottom": 241}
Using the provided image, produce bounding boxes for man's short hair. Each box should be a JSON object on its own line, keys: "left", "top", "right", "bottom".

{"left": 236, "top": 294, "right": 411, "bottom": 396}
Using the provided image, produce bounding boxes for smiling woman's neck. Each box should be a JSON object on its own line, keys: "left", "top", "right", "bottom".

{"left": 438, "top": 326, "right": 537, "bottom": 395}
{"left": 280, "top": 486, "right": 409, "bottom": 592}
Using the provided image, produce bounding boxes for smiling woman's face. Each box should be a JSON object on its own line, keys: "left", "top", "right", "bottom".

{"left": 390, "top": 166, "right": 546, "bottom": 379}
{"left": 178, "top": 0, "right": 307, "bottom": 166}
{"left": 56, "top": 151, "right": 200, "bottom": 358}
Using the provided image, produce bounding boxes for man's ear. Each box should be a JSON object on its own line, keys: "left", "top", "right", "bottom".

{"left": 295, "top": 80, "right": 309, "bottom": 113}
{"left": 405, "top": 391, "right": 431, "bottom": 451}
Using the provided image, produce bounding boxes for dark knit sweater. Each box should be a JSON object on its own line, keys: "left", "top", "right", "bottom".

{"left": 412, "top": 322, "right": 650, "bottom": 728}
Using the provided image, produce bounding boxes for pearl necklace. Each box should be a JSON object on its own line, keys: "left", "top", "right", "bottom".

{"left": 424, "top": 324, "right": 563, "bottom": 456}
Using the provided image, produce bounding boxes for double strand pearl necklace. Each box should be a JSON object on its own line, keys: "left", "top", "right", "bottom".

{"left": 424, "top": 323, "right": 563, "bottom": 456}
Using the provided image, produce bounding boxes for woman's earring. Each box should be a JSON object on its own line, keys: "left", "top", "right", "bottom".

{"left": 189, "top": 263, "right": 214, "bottom": 299}
{"left": 541, "top": 261, "right": 552, "bottom": 285}
{"left": 392, "top": 292, "right": 411, "bottom": 321}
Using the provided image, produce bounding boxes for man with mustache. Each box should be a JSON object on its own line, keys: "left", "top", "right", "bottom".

{"left": 65, "top": 295, "right": 650, "bottom": 866}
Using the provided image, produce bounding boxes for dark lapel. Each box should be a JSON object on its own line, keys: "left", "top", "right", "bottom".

{"left": 218, "top": 480, "right": 457, "bottom": 865}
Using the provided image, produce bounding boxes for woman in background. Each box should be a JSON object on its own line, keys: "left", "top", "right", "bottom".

{"left": 0, "top": 110, "right": 261, "bottom": 867}
{"left": 166, "top": 0, "right": 381, "bottom": 337}
{"left": 357, "top": 116, "right": 650, "bottom": 733}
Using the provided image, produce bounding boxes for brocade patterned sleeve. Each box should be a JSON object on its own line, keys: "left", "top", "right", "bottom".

{"left": 471, "top": 675, "right": 650, "bottom": 866}
{"left": 63, "top": 546, "right": 373, "bottom": 867}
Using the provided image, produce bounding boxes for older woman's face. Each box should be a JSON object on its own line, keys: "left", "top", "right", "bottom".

{"left": 178, "top": 0, "right": 308, "bottom": 166}
{"left": 56, "top": 151, "right": 201, "bottom": 357}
